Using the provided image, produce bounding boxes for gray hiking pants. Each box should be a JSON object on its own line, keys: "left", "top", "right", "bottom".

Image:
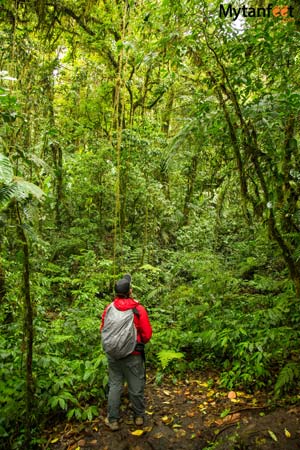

{"left": 107, "top": 353, "right": 145, "bottom": 422}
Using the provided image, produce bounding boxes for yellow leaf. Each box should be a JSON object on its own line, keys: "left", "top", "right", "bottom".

{"left": 163, "top": 390, "right": 171, "bottom": 396}
{"left": 268, "top": 430, "right": 278, "bottom": 442}
{"left": 162, "top": 415, "right": 169, "bottom": 423}
{"left": 172, "top": 424, "right": 182, "bottom": 428}
{"left": 143, "top": 426, "right": 153, "bottom": 432}
{"left": 131, "top": 429, "right": 144, "bottom": 436}
{"left": 50, "top": 438, "right": 59, "bottom": 444}
{"left": 284, "top": 428, "right": 291, "bottom": 438}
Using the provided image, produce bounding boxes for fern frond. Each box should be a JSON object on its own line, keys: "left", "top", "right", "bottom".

{"left": 157, "top": 349, "right": 184, "bottom": 370}
{"left": 274, "top": 362, "right": 300, "bottom": 396}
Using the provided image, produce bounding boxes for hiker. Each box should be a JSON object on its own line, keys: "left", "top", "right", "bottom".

{"left": 100, "top": 274, "right": 152, "bottom": 431}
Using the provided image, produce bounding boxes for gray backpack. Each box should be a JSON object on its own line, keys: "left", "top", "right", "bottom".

{"left": 101, "top": 304, "right": 138, "bottom": 359}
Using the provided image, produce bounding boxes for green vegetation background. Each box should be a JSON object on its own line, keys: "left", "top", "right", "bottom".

{"left": 0, "top": 0, "right": 300, "bottom": 448}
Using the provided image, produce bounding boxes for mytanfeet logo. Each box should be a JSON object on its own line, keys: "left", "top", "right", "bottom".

{"left": 219, "top": 4, "right": 295, "bottom": 21}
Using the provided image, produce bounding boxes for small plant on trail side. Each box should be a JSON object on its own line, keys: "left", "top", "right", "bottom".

{"left": 157, "top": 349, "right": 185, "bottom": 371}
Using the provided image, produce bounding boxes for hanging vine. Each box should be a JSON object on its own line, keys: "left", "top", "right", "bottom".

{"left": 112, "top": 0, "right": 130, "bottom": 274}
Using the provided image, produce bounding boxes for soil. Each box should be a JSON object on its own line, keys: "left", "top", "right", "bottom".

{"left": 45, "top": 372, "right": 300, "bottom": 450}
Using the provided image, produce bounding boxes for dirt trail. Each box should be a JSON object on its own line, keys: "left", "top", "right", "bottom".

{"left": 46, "top": 373, "right": 300, "bottom": 450}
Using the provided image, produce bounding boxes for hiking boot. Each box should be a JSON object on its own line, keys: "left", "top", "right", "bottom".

{"left": 105, "top": 417, "right": 120, "bottom": 431}
{"left": 135, "top": 416, "right": 144, "bottom": 427}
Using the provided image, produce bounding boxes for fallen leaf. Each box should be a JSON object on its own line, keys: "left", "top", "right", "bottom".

{"left": 236, "top": 391, "right": 252, "bottom": 399}
{"left": 268, "top": 430, "right": 278, "bottom": 442}
{"left": 131, "top": 429, "right": 144, "bottom": 436}
{"left": 288, "top": 407, "right": 298, "bottom": 414}
{"left": 174, "top": 428, "right": 186, "bottom": 438}
{"left": 162, "top": 415, "right": 173, "bottom": 425}
{"left": 284, "top": 428, "right": 291, "bottom": 438}
{"left": 50, "top": 437, "right": 59, "bottom": 444}
{"left": 172, "top": 424, "right": 182, "bottom": 428}
{"left": 163, "top": 390, "right": 171, "bottom": 396}
{"left": 153, "top": 432, "right": 164, "bottom": 439}
{"left": 228, "top": 391, "right": 237, "bottom": 399}
{"left": 215, "top": 413, "right": 241, "bottom": 426}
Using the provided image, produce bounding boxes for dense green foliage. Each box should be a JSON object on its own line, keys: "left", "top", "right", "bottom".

{"left": 0, "top": 0, "right": 300, "bottom": 448}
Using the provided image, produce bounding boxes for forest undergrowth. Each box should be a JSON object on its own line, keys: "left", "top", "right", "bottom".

{"left": 1, "top": 235, "right": 300, "bottom": 449}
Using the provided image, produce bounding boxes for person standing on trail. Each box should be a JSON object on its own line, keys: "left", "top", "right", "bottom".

{"left": 100, "top": 274, "right": 152, "bottom": 431}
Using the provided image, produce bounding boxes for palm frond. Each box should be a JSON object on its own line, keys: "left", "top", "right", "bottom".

{"left": 0, "top": 183, "right": 18, "bottom": 207}
{"left": 0, "top": 153, "right": 13, "bottom": 184}
{"left": 13, "top": 177, "right": 44, "bottom": 201}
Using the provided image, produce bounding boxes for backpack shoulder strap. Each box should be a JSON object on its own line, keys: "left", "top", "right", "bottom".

{"left": 132, "top": 306, "right": 140, "bottom": 318}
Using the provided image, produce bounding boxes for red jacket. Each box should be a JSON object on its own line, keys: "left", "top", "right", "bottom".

{"left": 101, "top": 297, "right": 152, "bottom": 351}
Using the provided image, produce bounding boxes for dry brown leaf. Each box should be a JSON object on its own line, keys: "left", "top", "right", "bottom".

{"left": 288, "top": 407, "right": 299, "bottom": 414}
{"left": 153, "top": 432, "right": 164, "bottom": 439}
{"left": 215, "top": 413, "right": 241, "bottom": 426}
{"left": 228, "top": 391, "right": 237, "bottom": 399}
{"left": 174, "top": 428, "right": 186, "bottom": 438}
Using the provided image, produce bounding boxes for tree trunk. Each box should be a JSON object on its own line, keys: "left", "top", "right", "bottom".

{"left": 16, "top": 204, "right": 34, "bottom": 448}
{"left": 182, "top": 154, "right": 198, "bottom": 225}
